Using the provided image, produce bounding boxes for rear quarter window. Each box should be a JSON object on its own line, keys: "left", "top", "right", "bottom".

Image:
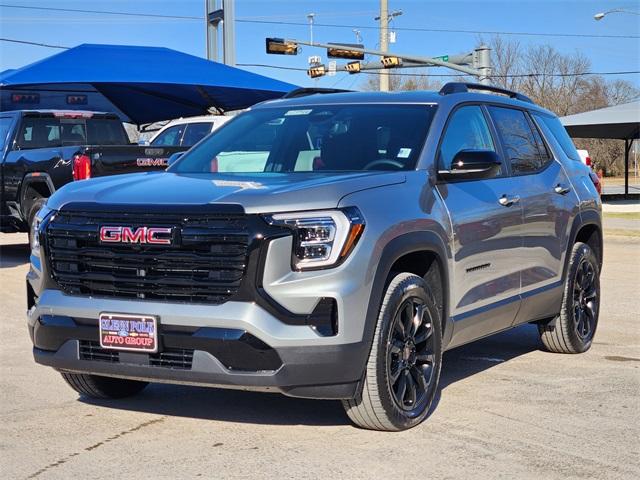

{"left": 533, "top": 112, "right": 580, "bottom": 162}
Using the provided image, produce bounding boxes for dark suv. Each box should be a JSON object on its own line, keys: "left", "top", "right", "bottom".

{"left": 28, "top": 83, "right": 602, "bottom": 431}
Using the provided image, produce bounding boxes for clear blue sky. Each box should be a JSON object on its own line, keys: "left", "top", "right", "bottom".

{"left": 1, "top": 0, "right": 639, "bottom": 90}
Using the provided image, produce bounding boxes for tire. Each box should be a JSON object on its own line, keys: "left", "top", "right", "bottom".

{"left": 26, "top": 196, "right": 47, "bottom": 245}
{"left": 538, "top": 242, "right": 600, "bottom": 354}
{"left": 61, "top": 372, "right": 148, "bottom": 399}
{"left": 343, "top": 273, "right": 443, "bottom": 431}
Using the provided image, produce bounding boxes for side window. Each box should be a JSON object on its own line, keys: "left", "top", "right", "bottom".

{"left": 17, "top": 118, "right": 63, "bottom": 149}
{"left": 488, "top": 106, "right": 548, "bottom": 175}
{"left": 0, "top": 117, "right": 13, "bottom": 151}
{"left": 533, "top": 112, "right": 580, "bottom": 162}
{"left": 439, "top": 105, "right": 496, "bottom": 170}
{"left": 181, "top": 123, "right": 213, "bottom": 146}
{"left": 151, "top": 125, "right": 184, "bottom": 146}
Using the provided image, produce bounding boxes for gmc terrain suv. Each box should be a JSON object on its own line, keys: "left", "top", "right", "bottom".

{"left": 27, "top": 83, "right": 602, "bottom": 431}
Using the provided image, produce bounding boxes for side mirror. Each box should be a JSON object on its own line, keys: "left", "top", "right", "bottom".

{"left": 166, "top": 151, "right": 184, "bottom": 168}
{"left": 439, "top": 150, "right": 501, "bottom": 180}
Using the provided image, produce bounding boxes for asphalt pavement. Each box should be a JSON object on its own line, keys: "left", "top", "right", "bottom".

{"left": 1, "top": 232, "right": 638, "bottom": 480}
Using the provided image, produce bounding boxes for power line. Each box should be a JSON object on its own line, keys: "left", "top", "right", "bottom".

{"left": 0, "top": 3, "right": 201, "bottom": 20}
{"left": 235, "top": 19, "right": 640, "bottom": 40}
{"left": 0, "top": 37, "right": 68, "bottom": 49}
{"left": 1, "top": 3, "right": 638, "bottom": 39}
{"left": 237, "top": 63, "right": 640, "bottom": 78}
{"left": 3, "top": 38, "right": 638, "bottom": 78}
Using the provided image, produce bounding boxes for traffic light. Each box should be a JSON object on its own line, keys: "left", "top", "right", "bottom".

{"left": 307, "top": 64, "right": 327, "bottom": 78}
{"left": 381, "top": 56, "right": 402, "bottom": 68}
{"left": 327, "top": 43, "right": 365, "bottom": 60}
{"left": 266, "top": 38, "right": 299, "bottom": 55}
{"left": 345, "top": 61, "right": 362, "bottom": 74}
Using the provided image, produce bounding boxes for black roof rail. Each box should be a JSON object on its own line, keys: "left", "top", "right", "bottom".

{"left": 282, "top": 87, "right": 353, "bottom": 99}
{"left": 439, "top": 82, "right": 534, "bottom": 104}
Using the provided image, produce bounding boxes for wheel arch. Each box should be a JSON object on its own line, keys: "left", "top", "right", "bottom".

{"left": 20, "top": 173, "right": 55, "bottom": 219}
{"left": 364, "top": 231, "right": 452, "bottom": 354}
{"left": 565, "top": 209, "right": 603, "bottom": 278}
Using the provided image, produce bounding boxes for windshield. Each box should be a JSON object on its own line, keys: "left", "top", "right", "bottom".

{"left": 171, "top": 104, "right": 436, "bottom": 174}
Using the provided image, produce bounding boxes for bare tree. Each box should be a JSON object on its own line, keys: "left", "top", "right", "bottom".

{"left": 485, "top": 36, "right": 638, "bottom": 174}
{"left": 360, "top": 69, "right": 442, "bottom": 91}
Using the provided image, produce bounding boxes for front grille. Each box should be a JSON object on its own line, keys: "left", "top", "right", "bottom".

{"left": 79, "top": 341, "right": 194, "bottom": 370}
{"left": 46, "top": 208, "right": 249, "bottom": 304}
{"left": 80, "top": 340, "right": 119, "bottom": 363}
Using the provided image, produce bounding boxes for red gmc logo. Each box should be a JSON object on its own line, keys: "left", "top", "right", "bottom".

{"left": 99, "top": 226, "right": 172, "bottom": 245}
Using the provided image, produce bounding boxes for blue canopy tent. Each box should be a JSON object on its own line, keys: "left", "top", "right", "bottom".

{"left": 0, "top": 44, "right": 296, "bottom": 125}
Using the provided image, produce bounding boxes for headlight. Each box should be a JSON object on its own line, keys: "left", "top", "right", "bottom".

{"left": 266, "top": 208, "right": 365, "bottom": 270}
{"left": 31, "top": 204, "right": 53, "bottom": 254}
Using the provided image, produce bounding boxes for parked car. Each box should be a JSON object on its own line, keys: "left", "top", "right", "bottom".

{"left": 27, "top": 84, "right": 602, "bottom": 431}
{"left": 0, "top": 110, "right": 189, "bottom": 234}
{"left": 577, "top": 149, "right": 601, "bottom": 194}
{"left": 146, "top": 115, "right": 230, "bottom": 147}
{"left": 577, "top": 149, "right": 592, "bottom": 168}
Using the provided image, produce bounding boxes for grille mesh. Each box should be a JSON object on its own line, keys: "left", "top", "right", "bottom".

{"left": 46, "top": 209, "right": 248, "bottom": 304}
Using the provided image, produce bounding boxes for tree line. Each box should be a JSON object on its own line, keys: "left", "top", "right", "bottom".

{"left": 362, "top": 36, "right": 638, "bottom": 176}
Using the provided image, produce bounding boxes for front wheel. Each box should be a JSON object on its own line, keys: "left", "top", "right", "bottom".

{"left": 343, "top": 273, "right": 443, "bottom": 431}
{"left": 539, "top": 242, "right": 600, "bottom": 353}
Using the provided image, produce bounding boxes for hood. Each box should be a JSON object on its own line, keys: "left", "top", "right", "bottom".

{"left": 47, "top": 171, "right": 406, "bottom": 213}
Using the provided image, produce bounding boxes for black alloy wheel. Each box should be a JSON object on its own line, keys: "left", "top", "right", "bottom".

{"left": 387, "top": 297, "right": 436, "bottom": 416}
{"left": 572, "top": 257, "right": 598, "bottom": 342}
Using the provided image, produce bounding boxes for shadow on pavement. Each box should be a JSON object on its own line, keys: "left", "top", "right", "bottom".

{"left": 0, "top": 242, "right": 30, "bottom": 268}
{"left": 81, "top": 324, "right": 542, "bottom": 427}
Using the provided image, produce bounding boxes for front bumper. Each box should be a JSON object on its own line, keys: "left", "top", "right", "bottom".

{"left": 28, "top": 291, "right": 367, "bottom": 399}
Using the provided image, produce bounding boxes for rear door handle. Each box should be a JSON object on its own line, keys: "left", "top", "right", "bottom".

{"left": 554, "top": 184, "right": 571, "bottom": 195}
{"left": 499, "top": 195, "right": 520, "bottom": 207}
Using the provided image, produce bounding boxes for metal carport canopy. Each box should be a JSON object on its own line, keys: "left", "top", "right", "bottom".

{"left": 561, "top": 101, "right": 639, "bottom": 198}
{"left": 0, "top": 43, "right": 297, "bottom": 125}
{"left": 560, "top": 101, "right": 639, "bottom": 140}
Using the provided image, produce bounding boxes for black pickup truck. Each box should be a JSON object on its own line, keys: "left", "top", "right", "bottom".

{"left": 0, "top": 110, "right": 188, "bottom": 234}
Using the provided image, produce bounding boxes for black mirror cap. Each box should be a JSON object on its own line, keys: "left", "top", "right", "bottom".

{"left": 439, "top": 150, "right": 502, "bottom": 180}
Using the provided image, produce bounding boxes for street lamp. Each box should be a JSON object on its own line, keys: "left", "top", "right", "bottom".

{"left": 375, "top": 9, "right": 403, "bottom": 21}
{"left": 594, "top": 8, "right": 640, "bottom": 20}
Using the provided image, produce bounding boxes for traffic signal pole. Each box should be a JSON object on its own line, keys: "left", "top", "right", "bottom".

{"left": 287, "top": 39, "right": 488, "bottom": 79}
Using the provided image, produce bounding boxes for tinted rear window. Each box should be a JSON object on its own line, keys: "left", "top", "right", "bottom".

{"left": 16, "top": 116, "right": 127, "bottom": 149}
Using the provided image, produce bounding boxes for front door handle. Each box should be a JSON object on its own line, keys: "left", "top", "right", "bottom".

{"left": 498, "top": 195, "right": 520, "bottom": 207}
{"left": 554, "top": 184, "right": 571, "bottom": 195}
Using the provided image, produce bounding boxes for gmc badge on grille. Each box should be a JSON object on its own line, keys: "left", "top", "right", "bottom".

{"left": 99, "top": 226, "right": 172, "bottom": 245}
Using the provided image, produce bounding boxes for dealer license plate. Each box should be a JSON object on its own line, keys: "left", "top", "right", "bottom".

{"left": 99, "top": 313, "right": 158, "bottom": 353}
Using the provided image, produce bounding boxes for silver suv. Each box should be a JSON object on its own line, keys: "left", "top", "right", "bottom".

{"left": 27, "top": 83, "right": 602, "bottom": 431}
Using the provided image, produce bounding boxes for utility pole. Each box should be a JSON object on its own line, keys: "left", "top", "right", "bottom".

{"left": 205, "top": 0, "right": 220, "bottom": 61}
{"left": 378, "top": 0, "right": 389, "bottom": 91}
{"left": 222, "top": 0, "right": 236, "bottom": 66}
{"left": 205, "top": 0, "right": 235, "bottom": 65}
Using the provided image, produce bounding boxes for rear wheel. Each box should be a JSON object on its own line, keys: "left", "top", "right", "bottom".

{"left": 61, "top": 372, "right": 148, "bottom": 399}
{"left": 342, "top": 273, "right": 442, "bottom": 431}
{"left": 539, "top": 242, "right": 600, "bottom": 353}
